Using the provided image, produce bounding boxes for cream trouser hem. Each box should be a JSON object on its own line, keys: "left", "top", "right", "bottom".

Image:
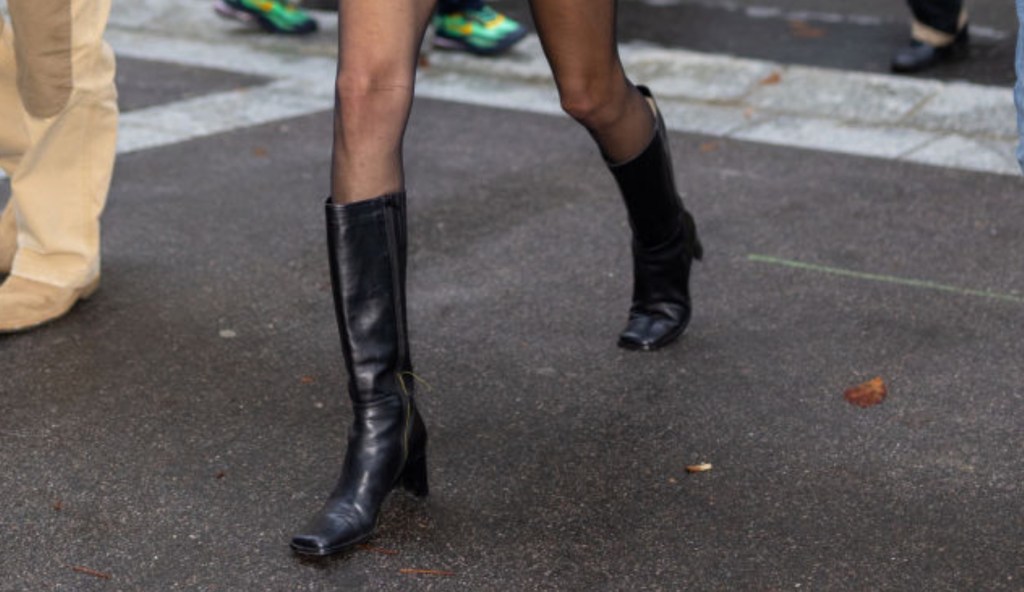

{"left": 0, "top": 0, "right": 118, "bottom": 289}
{"left": 910, "top": 9, "right": 969, "bottom": 47}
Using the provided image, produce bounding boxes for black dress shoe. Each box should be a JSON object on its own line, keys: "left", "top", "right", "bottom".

{"left": 891, "top": 26, "right": 969, "bottom": 73}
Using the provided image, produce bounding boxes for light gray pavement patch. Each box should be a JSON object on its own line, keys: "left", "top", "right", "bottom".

{"left": 614, "top": 43, "right": 780, "bottom": 103}
{"left": 905, "top": 82, "right": 1021, "bottom": 138}
{"left": 731, "top": 116, "right": 937, "bottom": 159}
{"left": 118, "top": 79, "right": 333, "bottom": 154}
{"left": 743, "top": 68, "right": 942, "bottom": 124}
{"left": 903, "top": 135, "right": 1024, "bottom": 175}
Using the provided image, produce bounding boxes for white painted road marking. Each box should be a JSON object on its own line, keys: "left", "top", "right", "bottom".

{"left": 99, "top": 29, "right": 1023, "bottom": 178}
{"left": 1, "top": 1, "right": 1020, "bottom": 180}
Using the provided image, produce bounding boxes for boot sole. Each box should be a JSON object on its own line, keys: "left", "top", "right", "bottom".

{"left": 290, "top": 530, "right": 375, "bottom": 557}
{"left": 617, "top": 323, "right": 685, "bottom": 352}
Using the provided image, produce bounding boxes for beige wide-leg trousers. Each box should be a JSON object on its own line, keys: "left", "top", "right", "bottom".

{"left": 0, "top": 0, "right": 117, "bottom": 289}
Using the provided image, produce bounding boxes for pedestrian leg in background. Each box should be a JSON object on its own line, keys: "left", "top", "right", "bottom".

{"left": 433, "top": 0, "right": 528, "bottom": 56}
{"left": 1016, "top": 0, "right": 1024, "bottom": 172}
{"left": 892, "top": 0, "right": 969, "bottom": 73}
{"left": 0, "top": 0, "right": 118, "bottom": 333}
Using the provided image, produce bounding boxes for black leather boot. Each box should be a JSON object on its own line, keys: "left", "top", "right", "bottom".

{"left": 608, "top": 86, "right": 703, "bottom": 351}
{"left": 891, "top": 26, "right": 969, "bottom": 73}
{"left": 291, "top": 193, "right": 428, "bottom": 557}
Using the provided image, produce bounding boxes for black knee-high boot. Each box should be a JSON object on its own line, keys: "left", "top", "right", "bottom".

{"left": 291, "top": 193, "right": 428, "bottom": 557}
{"left": 608, "top": 86, "right": 703, "bottom": 351}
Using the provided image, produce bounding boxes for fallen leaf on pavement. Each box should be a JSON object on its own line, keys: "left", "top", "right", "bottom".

{"left": 789, "top": 20, "right": 827, "bottom": 39}
{"left": 299, "top": 375, "right": 316, "bottom": 385}
{"left": 699, "top": 141, "right": 721, "bottom": 153}
{"left": 759, "top": 71, "right": 782, "bottom": 86}
{"left": 844, "top": 376, "right": 887, "bottom": 408}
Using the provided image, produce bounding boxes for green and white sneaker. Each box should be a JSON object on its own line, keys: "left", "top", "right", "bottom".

{"left": 433, "top": 6, "right": 528, "bottom": 56}
{"left": 214, "top": 0, "right": 319, "bottom": 35}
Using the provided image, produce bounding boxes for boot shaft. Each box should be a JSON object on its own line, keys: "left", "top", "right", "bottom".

{"left": 325, "top": 193, "right": 412, "bottom": 403}
{"left": 608, "top": 86, "right": 704, "bottom": 351}
{"left": 291, "top": 194, "right": 428, "bottom": 557}
{"left": 608, "top": 86, "right": 686, "bottom": 249}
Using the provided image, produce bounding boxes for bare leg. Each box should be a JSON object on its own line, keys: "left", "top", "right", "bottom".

{"left": 528, "top": 0, "right": 654, "bottom": 164}
{"left": 331, "top": 0, "right": 436, "bottom": 203}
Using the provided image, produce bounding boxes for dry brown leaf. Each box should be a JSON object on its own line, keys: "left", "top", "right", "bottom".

{"left": 759, "top": 71, "right": 782, "bottom": 86}
{"left": 789, "top": 20, "right": 827, "bottom": 39}
{"left": 686, "top": 463, "right": 713, "bottom": 473}
{"left": 299, "top": 375, "right": 316, "bottom": 385}
{"left": 699, "top": 141, "right": 721, "bottom": 154}
{"left": 215, "top": 471, "right": 227, "bottom": 480}
{"left": 400, "top": 568, "right": 456, "bottom": 577}
{"left": 251, "top": 146, "right": 269, "bottom": 158}
{"left": 844, "top": 376, "right": 887, "bottom": 408}
{"left": 53, "top": 499, "right": 63, "bottom": 512}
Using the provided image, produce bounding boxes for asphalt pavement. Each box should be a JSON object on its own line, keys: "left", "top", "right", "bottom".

{"left": 1, "top": 1, "right": 1023, "bottom": 590}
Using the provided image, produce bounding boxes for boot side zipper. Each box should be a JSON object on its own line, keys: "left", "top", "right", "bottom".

{"left": 382, "top": 200, "right": 413, "bottom": 471}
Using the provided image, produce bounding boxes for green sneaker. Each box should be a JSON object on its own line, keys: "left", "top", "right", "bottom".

{"left": 433, "top": 6, "right": 528, "bottom": 56}
{"left": 214, "top": 0, "right": 318, "bottom": 35}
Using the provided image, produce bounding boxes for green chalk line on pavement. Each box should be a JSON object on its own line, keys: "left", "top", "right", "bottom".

{"left": 747, "top": 254, "right": 1024, "bottom": 305}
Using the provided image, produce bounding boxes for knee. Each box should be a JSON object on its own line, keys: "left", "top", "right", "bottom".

{"left": 335, "top": 65, "right": 413, "bottom": 126}
{"left": 557, "top": 78, "right": 622, "bottom": 131}
{"left": 335, "top": 64, "right": 413, "bottom": 107}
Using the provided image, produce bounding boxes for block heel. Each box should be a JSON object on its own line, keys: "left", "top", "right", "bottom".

{"left": 401, "top": 454, "right": 429, "bottom": 498}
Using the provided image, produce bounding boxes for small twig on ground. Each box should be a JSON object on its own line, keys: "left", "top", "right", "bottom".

{"left": 71, "top": 566, "right": 112, "bottom": 580}
{"left": 400, "top": 568, "right": 456, "bottom": 577}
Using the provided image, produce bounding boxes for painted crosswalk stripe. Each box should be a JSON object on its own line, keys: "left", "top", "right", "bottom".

{"left": 2, "top": 28, "right": 1020, "bottom": 181}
